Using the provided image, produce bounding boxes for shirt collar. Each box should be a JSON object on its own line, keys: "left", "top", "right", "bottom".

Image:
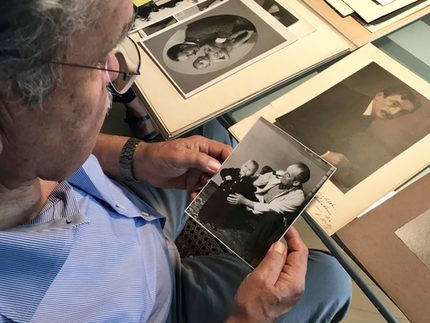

{"left": 0, "top": 181, "right": 81, "bottom": 322}
{"left": 68, "top": 154, "right": 165, "bottom": 225}
{"left": 363, "top": 100, "right": 374, "bottom": 116}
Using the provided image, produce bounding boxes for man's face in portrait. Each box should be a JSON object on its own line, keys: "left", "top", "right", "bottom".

{"left": 372, "top": 92, "right": 415, "bottom": 120}
{"left": 280, "top": 165, "right": 302, "bottom": 188}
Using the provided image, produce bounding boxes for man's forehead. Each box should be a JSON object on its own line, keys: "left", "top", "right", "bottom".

{"left": 286, "top": 165, "right": 300, "bottom": 174}
{"left": 101, "top": 8, "right": 134, "bottom": 52}
{"left": 71, "top": 1, "right": 134, "bottom": 59}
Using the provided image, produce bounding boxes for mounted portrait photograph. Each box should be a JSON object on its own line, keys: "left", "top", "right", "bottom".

{"left": 185, "top": 118, "right": 335, "bottom": 268}
{"left": 140, "top": 0, "right": 298, "bottom": 97}
{"left": 275, "top": 62, "right": 430, "bottom": 193}
{"left": 132, "top": 0, "right": 204, "bottom": 33}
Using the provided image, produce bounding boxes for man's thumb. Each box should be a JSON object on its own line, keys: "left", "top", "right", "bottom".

{"left": 252, "top": 241, "right": 287, "bottom": 286}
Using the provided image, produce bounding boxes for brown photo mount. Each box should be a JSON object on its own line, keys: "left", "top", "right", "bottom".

{"left": 335, "top": 172, "right": 430, "bottom": 323}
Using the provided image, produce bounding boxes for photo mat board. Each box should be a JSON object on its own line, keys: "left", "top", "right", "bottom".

{"left": 186, "top": 118, "right": 335, "bottom": 268}
{"left": 132, "top": 0, "right": 223, "bottom": 34}
{"left": 336, "top": 172, "right": 430, "bottom": 323}
{"left": 228, "top": 44, "right": 430, "bottom": 235}
{"left": 342, "top": 0, "right": 422, "bottom": 23}
{"left": 140, "top": 0, "right": 298, "bottom": 97}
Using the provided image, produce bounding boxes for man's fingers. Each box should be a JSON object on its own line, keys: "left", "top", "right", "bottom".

{"left": 251, "top": 241, "right": 288, "bottom": 287}
{"left": 277, "top": 228, "right": 308, "bottom": 288}
{"left": 190, "top": 136, "right": 233, "bottom": 164}
{"left": 283, "top": 227, "right": 306, "bottom": 253}
{"left": 173, "top": 148, "right": 222, "bottom": 175}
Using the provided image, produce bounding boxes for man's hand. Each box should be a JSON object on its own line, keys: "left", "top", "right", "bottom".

{"left": 227, "top": 228, "right": 308, "bottom": 323}
{"left": 133, "top": 135, "right": 232, "bottom": 192}
{"left": 324, "top": 151, "right": 350, "bottom": 168}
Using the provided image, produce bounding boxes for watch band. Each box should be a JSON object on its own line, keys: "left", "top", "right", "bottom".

{"left": 119, "top": 137, "right": 142, "bottom": 181}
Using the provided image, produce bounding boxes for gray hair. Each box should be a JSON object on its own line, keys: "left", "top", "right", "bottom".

{"left": 0, "top": 0, "right": 100, "bottom": 105}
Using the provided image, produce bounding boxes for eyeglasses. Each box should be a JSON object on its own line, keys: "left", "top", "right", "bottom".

{"left": 50, "top": 36, "right": 141, "bottom": 94}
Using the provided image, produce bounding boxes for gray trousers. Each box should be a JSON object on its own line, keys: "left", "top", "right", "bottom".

{"left": 127, "top": 120, "right": 352, "bottom": 323}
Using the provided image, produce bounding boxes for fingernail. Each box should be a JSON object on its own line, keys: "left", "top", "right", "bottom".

{"left": 207, "top": 159, "right": 221, "bottom": 172}
{"left": 272, "top": 241, "right": 285, "bottom": 255}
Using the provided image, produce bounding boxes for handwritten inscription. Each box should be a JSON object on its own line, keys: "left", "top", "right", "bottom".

{"left": 308, "top": 192, "right": 337, "bottom": 232}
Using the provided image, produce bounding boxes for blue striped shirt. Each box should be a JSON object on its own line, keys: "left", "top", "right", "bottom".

{"left": 0, "top": 155, "right": 173, "bottom": 322}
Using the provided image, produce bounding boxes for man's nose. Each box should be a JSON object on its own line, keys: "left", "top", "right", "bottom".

{"left": 387, "top": 106, "right": 401, "bottom": 116}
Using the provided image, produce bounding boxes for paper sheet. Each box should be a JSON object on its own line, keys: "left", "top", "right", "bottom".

{"left": 343, "top": 0, "right": 420, "bottom": 23}
{"left": 325, "top": 0, "right": 354, "bottom": 16}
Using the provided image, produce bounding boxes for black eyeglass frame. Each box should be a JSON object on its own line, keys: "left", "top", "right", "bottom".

{"left": 49, "top": 36, "right": 141, "bottom": 80}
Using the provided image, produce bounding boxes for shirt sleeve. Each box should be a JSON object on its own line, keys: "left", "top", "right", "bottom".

{"left": 251, "top": 190, "right": 304, "bottom": 214}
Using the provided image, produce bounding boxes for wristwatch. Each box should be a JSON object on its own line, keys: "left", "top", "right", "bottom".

{"left": 119, "top": 137, "right": 142, "bottom": 181}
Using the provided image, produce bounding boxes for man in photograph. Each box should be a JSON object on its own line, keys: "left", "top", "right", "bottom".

{"left": 166, "top": 14, "right": 255, "bottom": 61}
{"left": 227, "top": 163, "right": 310, "bottom": 262}
{"left": 277, "top": 80, "right": 421, "bottom": 190}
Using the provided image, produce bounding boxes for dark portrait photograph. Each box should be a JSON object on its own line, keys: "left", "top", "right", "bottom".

{"left": 141, "top": 0, "right": 297, "bottom": 97}
{"left": 132, "top": 0, "right": 201, "bottom": 33}
{"left": 255, "top": 0, "right": 298, "bottom": 28}
{"left": 185, "top": 118, "right": 335, "bottom": 268}
{"left": 275, "top": 62, "right": 430, "bottom": 193}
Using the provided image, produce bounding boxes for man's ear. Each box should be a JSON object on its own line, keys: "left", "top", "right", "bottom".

{"left": 292, "top": 180, "right": 300, "bottom": 187}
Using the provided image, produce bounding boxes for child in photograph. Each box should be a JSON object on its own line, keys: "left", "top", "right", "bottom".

{"left": 192, "top": 29, "right": 256, "bottom": 70}
{"left": 198, "top": 159, "right": 259, "bottom": 230}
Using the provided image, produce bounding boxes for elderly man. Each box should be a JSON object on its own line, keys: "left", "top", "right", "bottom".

{"left": 0, "top": 1, "right": 351, "bottom": 322}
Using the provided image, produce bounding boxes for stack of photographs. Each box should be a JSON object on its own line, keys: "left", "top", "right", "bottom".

{"left": 138, "top": 0, "right": 313, "bottom": 97}
{"left": 186, "top": 118, "right": 335, "bottom": 267}
{"left": 129, "top": 0, "right": 352, "bottom": 138}
{"left": 324, "top": 0, "right": 430, "bottom": 30}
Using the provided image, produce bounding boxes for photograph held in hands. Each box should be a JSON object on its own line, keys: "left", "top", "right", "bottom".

{"left": 186, "top": 118, "right": 335, "bottom": 267}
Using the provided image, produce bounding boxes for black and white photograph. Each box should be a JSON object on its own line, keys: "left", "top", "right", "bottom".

{"left": 255, "top": 0, "right": 298, "bottom": 28}
{"left": 275, "top": 62, "right": 430, "bottom": 193}
{"left": 185, "top": 118, "right": 335, "bottom": 268}
{"left": 132, "top": 1, "right": 227, "bottom": 34}
{"left": 132, "top": 0, "right": 204, "bottom": 33}
{"left": 140, "top": 0, "right": 298, "bottom": 97}
{"left": 143, "top": 16, "right": 178, "bottom": 36}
